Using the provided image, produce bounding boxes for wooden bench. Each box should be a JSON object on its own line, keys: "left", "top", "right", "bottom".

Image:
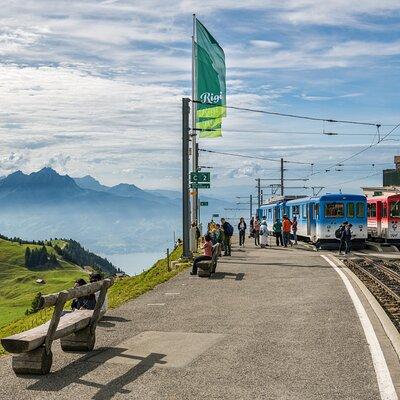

{"left": 1, "top": 278, "right": 113, "bottom": 375}
{"left": 197, "top": 243, "right": 221, "bottom": 277}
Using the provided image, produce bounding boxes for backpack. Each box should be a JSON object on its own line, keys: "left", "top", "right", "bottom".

{"left": 225, "top": 223, "right": 234, "bottom": 236}
{"left": 335, "top": 228, "right": 342, "bottom": 239}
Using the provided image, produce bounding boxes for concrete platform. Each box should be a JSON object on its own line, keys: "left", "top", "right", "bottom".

{"left": 0, "top": 243, "right": 399, "bottom": 399}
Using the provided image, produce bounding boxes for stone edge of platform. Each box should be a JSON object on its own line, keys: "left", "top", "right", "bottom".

{"left": 328, "top": 254, "right": 400, "bottom": 360}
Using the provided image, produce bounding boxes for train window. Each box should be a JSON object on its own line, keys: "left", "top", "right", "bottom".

{"left": 347, "top": 203, "right": 355, "bottom": 218}
{"left": 314, "top": 204, "right": 319, "bottom": 218}
{"left": 325, "top": 203, "right": 344, "bottom": 217}
{"left": 292, "top": 205, "right": 300, "bottom": 216}
{"left": 382, "top": 204, "right": 387, "bottom": 218}
{"left": 390, "top": 201, "right": 400, "bottom": 217}
{"left": 367, "top": 203, "right": 376, "bottom": 218}
{"left": 356, "top": 202, "right": 365, "bottom": 218}
{"left": 301, "top": 204, "right": 306, "bottom": 218}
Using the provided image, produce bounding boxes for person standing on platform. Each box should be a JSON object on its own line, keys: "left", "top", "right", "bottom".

{"left": 221, "top": 218, "right": 233, "bottom": 256}
{"left": 238, "top": 217, "right": 247, "bottom": 247}
{"left": 292, "top": 216, "right": 298, "bottom": 245}
{"left": 260, "top": 219, "right": 269, "bottom": 248}
{"left": 190, "top": 234, "right": 213, "bottom": 275}
{"left": 282, "top": 215, "right": 293, "bottom": 247}
{"left": 273, "top": 218, "right": 283, "bottom": 246}
{"left": 339, "top": 222, "right": 352, "bottom": 255}
{"left": 249, "top": 217, "right": 254, "bottom": 238}
{"left": 254, "top": 217, "right": 260, "bottom": 246}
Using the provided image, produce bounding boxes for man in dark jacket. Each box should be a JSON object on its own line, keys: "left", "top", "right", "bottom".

{"left": 338, "top": 221, "right": 350, "bottom": 255}
{"left": 238, "top": 217, "right": 247, "bottom": 247}
{"left": 221, "top": 218, "right": 233, "bottom": 256}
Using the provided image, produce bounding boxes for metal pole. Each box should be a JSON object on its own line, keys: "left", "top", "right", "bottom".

{"left": 182, "top": 98, "right": 191, "bottom": 259}
{"left": 191, "top": 14, "right": 198, "bottom": 224}
{"left": 260, "top": 189, "right": 263, "bottom": 205}
{"left": 167, "top": 248, "right": 170, "bottom": 271}
{"left": 257, "top": 178, "right": 261, "bottom": 209}
{"left": 249, "top": 194, "right": 253, "bottom": 220}
{"left": 280, "top": 158, "right": 284, "bottom": 196}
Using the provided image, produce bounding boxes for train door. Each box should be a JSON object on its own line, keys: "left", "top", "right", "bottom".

{"left": 307, "top": 202, "right": 316, "bottom": 239}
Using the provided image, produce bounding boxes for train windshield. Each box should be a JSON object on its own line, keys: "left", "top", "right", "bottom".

{"left": 325, "top": 203, "right": 344, "bottom": 217}
{"left": 390, "top": 201, "right": 400, "bottom": 217}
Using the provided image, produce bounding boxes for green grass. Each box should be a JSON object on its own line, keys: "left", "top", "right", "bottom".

{"left": 0, "top": 238, "right": 88, "bottom": 328}
{"left": 0, "top": 244, "right": 186, "bottom": 356}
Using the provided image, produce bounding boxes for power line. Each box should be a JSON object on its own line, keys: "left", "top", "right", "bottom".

{"left": 307, "top": 122, "right": 400, "bottom": 178}
{"left": 192, "top": 100, "right": 394, "bottom": 127}
{"left": 199, "top": 148, "right": 312, "bottom": 165}
{"left": 223, "top": 129, "right": 387, "bottom": 137}
{"left": 325, "top": 171, "right": 382, "bottom": 188}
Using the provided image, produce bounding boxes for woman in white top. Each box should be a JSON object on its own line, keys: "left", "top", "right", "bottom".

{"left": 260, "top": 220, "right": 269, "bottom": 248}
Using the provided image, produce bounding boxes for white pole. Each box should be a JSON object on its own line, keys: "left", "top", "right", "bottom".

{"left": 191, "top": 13, "right": 198, "bottom": 225}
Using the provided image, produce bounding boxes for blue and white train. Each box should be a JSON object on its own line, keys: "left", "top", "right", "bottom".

{"left": 258, "top": 193, "right": 368, "bottom": 248}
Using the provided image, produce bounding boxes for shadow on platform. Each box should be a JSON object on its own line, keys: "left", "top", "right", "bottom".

{"left": 25, "top": 347, "right": 166, "bottom": 400}
{"left": 97, "top": 315, "right": 131, "bottom": 328}
{"left": 210, "top": 272, "right": 245, "bottom": 280}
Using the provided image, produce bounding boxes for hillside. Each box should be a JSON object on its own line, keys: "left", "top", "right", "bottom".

{"left": 0, "top": 237, "right": 89, "bottom": 328}
{"left": 0, "top": 168, "right": 180, "bottom": 253}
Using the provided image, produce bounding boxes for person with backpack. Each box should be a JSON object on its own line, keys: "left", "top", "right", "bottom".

{"left": 221, "top": 218, "right": 233, "bottom": 256}
{"left": 273, "top": 218, "right": 283, "bottom": 246}
{"left": 282, "top": 215, "right": 293, "bottom": 247}
{"left": 237, "top": 217, "right": 247, "bottom": 247}
{"left": 338, "top": 222, "right": 352, "bottom": 255}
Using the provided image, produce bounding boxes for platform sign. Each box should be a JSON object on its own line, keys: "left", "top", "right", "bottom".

{"left": 200, "top": 201, "right": 209, "bottom": 206}
{"left": 190, "top": 172, "right": 210, "bottom": 183}
{"left": 212, "top": 213, "right": 219, "bottom": 218}
{"left": 190, "top": 183, "right": 210, "bottom": 189}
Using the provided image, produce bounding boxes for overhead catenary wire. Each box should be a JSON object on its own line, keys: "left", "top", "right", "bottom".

{"left": 192, "top": 99, "right": 395, "bottom": 127}
{"left": 198, "top": 148, "right": 312, "bottom": 165}
{"left": 307, "top": 121, "right": 400, "bottom": 178}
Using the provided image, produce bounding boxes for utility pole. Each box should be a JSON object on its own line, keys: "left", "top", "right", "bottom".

{"left": 249, "top": 194, "right": 253, "bottom": 220}
{"left": 260, "top": 189, "right": 264, "bottom": 205}
{"left": 191, "top": 14, "right": 198, "bottom": 225}
{"left": 257, "top": 178, "right": 261, "bottom": 209}
{"left": 280, "top": 158, "right": 284, "bottom": 196}
{"left": 182, "top": 98, "right": 191, "bottom": 259}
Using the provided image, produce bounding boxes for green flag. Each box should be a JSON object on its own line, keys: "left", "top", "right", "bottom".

{"left": 195, "top": 19, "right": 226, "bottom": 138}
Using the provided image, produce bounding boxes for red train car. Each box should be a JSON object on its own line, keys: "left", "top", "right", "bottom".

{"left": 367, "top": 194, "right": 400, "bottom": 241}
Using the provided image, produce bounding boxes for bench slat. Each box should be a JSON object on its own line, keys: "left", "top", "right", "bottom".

{"left": 1, "top": 310, "right": 93, "bottom": 354}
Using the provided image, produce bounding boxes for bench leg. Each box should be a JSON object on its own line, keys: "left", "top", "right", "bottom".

{"left": 198, "top": 268, "right": 211, "bottom": 277}
{"left": 12, "top": 347, "right": 53, "bottom": 375}
{"left": 60, "top": 327, "right": 95, "bottom": 352}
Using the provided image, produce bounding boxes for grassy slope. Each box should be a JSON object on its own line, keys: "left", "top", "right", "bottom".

{"left": 0, "top": 245, "right": 186, "bottom": 356}
{"left": 0, "top": 239, "right": 88, "bottom": 328}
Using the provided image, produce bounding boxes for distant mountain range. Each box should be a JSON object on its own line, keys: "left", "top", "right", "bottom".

{"left": 0, "top": 168, "right": 235, "bottom": 256}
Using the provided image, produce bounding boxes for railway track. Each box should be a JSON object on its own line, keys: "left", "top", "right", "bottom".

{"left": 344, "top": 256, "right": 400, "bottom": 330}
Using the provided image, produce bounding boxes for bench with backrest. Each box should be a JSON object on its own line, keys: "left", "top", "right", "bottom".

{"left": 1, "top": 278, "right": 113, "bottom": 375}
{"left": 197, "top": 243, "right": 221, "bottom": 277}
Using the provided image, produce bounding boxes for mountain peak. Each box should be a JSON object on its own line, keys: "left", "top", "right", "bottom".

{"left": 0, "top": 167, "right": 80, "bottom": 193}
{"left": 37, "top": 167, "right": 58, "bottom": 176}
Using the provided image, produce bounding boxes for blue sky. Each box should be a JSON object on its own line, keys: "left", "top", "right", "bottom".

{"left": 1, "top": 1, "right": 400, "bottom": 200}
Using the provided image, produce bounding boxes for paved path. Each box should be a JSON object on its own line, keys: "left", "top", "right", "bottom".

{"left": 1, "top": 243, "right": 399, "bottom": 399}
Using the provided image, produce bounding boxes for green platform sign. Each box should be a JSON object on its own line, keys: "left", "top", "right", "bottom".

{"left": 190, "top": 183, "right": 210, "bottom": 189}
{"left": 190, "top": 172, "right": 210, "bottom": 183}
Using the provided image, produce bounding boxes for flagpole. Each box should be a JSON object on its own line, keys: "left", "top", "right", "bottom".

{"left": 191, "top": 13, "right": 198, "bottom": 225}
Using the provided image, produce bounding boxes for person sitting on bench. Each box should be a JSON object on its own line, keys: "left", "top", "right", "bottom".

{"left": 190, "top": 234, "right": 213, "bottom": 276}
{"left": 71, "top": 278, "right": 96, "bottom": 310}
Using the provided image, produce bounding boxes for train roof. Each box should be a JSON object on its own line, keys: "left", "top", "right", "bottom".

{"left": 367, "top": 194, "right": 400, "bottom": 202}
{"left": 260, "top": 193, "right": 366, "bottom": 208}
